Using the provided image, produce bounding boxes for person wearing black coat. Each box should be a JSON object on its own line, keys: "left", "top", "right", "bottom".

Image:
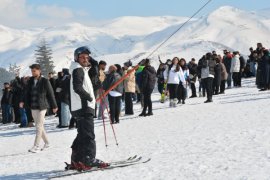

{"left": 188, "top": 58, "right": 198, "bottom": 98}
{"left": 20, "top": 64, "right": 58, "bottom": 152}
{"left": 223, "top": 51, "right": 233, "bottom": 88}
{"left": 157, "top": 63, "right": 166, "bottom": 95}
{"left": 197, "top": 56, "right": 206, "bottom": 97}
{"left": 238, "top": 55, "right": 246, "bottom": 87}
{"left": 1, "top": 83, "right": 13, "bottom": 124}
{"left": 139, "top": 59, "right": 157, "bottom": 116}
{"left": 55, "top": 71, "right": 63, "bottom": 127}
{"left": 10, "top": 76, "right": 23, "bottom": 124}
{"left": 257, "top": 49, "right": 270, "bottom": 91}
{"left": 213, "top": 58, "right": 221, "bottom": 95}
{"left": 59, "top": 69, "right": 71, "bottom": 127}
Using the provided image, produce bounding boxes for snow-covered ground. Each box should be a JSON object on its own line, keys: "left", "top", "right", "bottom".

{"left": 1, "top": 78, "right": 270, "bottom": 180}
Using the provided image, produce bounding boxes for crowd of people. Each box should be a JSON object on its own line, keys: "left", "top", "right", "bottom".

{"left": 0, "top": 43, "right": 269, "bottom": 168}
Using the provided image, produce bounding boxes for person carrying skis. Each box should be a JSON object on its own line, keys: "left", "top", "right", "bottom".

{"left": 69, "top": 46, "right": 108, "bottom": 170}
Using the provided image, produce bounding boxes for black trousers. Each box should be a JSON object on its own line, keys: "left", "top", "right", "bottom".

{"left": 190, "top": 83, "right": 196, "bottom": 96}
{"left": 238, "top": 72, "right": 242, "bottom": 87}
{"left": 177, "top": 84, "right": 187, "bottom": 101}
{"left": 13, "top": 105, "right": 21, "bottom": 123}
{"left": 108, "top": 95, "right": 121, "bottom": 123}
{"left": 71, "top": 113, "right": 96, "bottom": 163}
{"left": 168, "top": 84, "right": 179, "bottom": 99}
{"left": 232, "top": 72, "right": 240, "bottom": 87}
{"left": 213, "top": 78, "right": 220, "bottom": 94}
{"left": 203, "top": 77, "right": 213, "bottom": 101}
{"left": 220, "top": 80, "right": 226, "bottom": 93}
{"left": 142, "top": 91, "right": 153, "bottom": 114}
{"left": 125, "top": 92, "right": 134, "bottom": 115}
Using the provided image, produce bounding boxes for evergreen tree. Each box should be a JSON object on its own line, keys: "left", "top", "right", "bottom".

{"left": 35, "top": 39, "right": 55, "bottom": 76}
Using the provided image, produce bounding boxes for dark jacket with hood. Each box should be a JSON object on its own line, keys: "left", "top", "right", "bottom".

{"left": 141, "top": 65, "right": 157, "bottom": 93}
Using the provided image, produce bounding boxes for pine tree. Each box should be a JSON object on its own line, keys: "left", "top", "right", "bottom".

{"left": 35, "top": 39, "right": 55, "bottom": 76}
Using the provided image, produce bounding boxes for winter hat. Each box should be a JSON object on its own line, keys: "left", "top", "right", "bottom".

{"left": 74, "top": 46, "right": 91, "bottom": 62}
{"left": 124, "top": 60, "right": 132, "bottom": 68}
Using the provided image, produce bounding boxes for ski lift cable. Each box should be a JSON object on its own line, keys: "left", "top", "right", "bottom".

{"left": 145, "top": 0, "right": 213, "bottom": 59}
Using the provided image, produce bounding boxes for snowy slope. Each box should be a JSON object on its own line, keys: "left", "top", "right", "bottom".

{"left": 0, "top": 6, "right": 270, "bottom": 75}
{"left": 1, "top": 78, "right": 270, "bottom": 179}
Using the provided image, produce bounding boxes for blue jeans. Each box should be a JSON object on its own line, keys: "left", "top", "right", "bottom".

{"left": 61, "top": 102, "right": 71, "bottom": 126}
{"left": 227, "top": 73, "right": 232, "bottom": 87}
{"left": 250, "top": 61, "right": 257, "bottom": 77}
{"left": 20, "top": 108, "right": 28, "bottom": 127}
{"left": 2, "top": 104, "right": 12, "bottom": 123}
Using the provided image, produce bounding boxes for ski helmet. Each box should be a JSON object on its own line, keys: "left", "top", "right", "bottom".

{"left": 74, "top": 46, "right": 91, "bottom": 62}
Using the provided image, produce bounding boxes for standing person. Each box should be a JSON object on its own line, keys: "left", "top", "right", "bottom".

{"left": 163, "top": 57, "right": 184, "bottom": 107}
{"left": 47, "top": 72, "right": 56, "bottom": 116}
{"left": 248, "top": 47, "right": 257, "bottom": 77}
{"left": 201, "top": 53, "right": 216, "bottom": 103}
{"left": 97, "top": 60, "right": 107, "bottom": 120}
{"left": 88, "top": 56, "right": 101, "bottom": 119}
{"left": 238, "top": 55, "right": 246, "bottom": 87}
{"left": 21, "top": 76, "right": 34, "bottom": 127}
{"left": 219, "top": 58, "right": 228, "bottom": 94}
{"left": 197, "top": 56, "right": 206, "bottom": 97}
{"left": 59, "top": 69, "right": 71, "bottom": 128}
{"left": 177, "top": 58, "right": 189, "bottom": 104}
{"left": 70, "top": 46, "right": 107, "bottom": 169}
{"left": 135, "top": 65, "right": 145, "bottom": 107}
{"left": 213, "top": 57, "right": 221, "bottom": 95}
{"left": 55, "top": 71, "right": 63, "bottom": 127}
{"left": 157, "top": 63, "right": 166, "bottom": 95}
{"left": 1, "top": 83, "right": 13, "bottom": 124}
{"left": 123, "top": 60, "right": 135, "bottom": 115}
{"left": 223, "top": 50, "right": 233, "bottom": 89}
{"left": 188, "top": 58, "right": 198, "bottom": 98}
{"left": 139, "top": 59, "right": 156, "bottom": 116}
{"left": 103, "top": 65, "right": 123, "bottom": 124}
{"left": 11, "top": 75, "right": 22, "bottom": 124}
{"left": 257, "top": 49, "right": 270, "bottom": 91}
{"left": 20, "top": 64, "right": 58, "bottom": 153}
{"left": 231, "top": 51, "right": 241, "bottom": 87}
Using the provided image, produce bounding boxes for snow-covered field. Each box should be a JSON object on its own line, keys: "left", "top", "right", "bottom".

{"left": 1, "top": 78, "right": 270, "bottom": 180}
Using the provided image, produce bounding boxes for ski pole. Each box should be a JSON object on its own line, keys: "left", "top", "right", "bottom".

{"left": 99, "top": 88, "right": 119, "bottom": 146}
{"left": 100, "top": 91, "right": 108, "bottom": 147}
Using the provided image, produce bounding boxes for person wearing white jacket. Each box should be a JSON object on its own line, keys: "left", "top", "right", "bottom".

{"left": 230, "top": 52, "right": 241, "bottom": 87}
{"left": 163, "top": 57, "right": 185, "bottom": 107}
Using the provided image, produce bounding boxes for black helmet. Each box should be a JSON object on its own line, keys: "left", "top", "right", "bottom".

{"left": 74, "top": 46, "right": 91, "bottom": 62}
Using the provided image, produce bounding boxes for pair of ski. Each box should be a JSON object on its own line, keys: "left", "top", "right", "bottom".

{"left": 48, "top": 155, "right": 151, "bottom": 179}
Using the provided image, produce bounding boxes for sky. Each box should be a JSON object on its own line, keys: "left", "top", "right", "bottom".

{"left": 0, "top": 0, "right": 269, "bottom": 28}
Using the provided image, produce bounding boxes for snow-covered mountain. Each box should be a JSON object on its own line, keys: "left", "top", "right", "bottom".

{"left": 0, "top": 6, "right": 270, "bottom": 75}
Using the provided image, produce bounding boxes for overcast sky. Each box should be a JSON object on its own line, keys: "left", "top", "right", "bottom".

{"left": 0, "top": 0, "right": 268, "bottom": 28}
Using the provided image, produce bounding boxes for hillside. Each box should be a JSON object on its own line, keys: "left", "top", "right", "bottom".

{"left": 0, "top": 6, "right": 269, "bottom": 75}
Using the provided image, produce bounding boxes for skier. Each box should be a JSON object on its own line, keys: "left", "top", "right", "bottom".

{"left": 69, "top": 46, "right": 108, "bottom": 169}
{"left": 20, "top": 64, "right": 58, "bottom": 152}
